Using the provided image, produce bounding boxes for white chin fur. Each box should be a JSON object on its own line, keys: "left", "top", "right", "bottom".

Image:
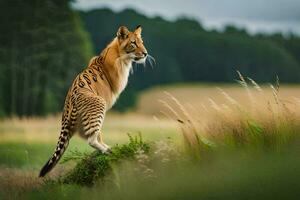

{"left": 134, "top": 57, "right": 146, "bottom": 64}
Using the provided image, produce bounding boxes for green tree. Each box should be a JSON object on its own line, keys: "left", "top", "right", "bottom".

{"left": 0, "top": 0, "right": 93, "bottom": 116}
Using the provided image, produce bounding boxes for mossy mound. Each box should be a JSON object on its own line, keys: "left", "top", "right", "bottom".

{"left": 60, "top": 134, "right": 150, "bottom": 186}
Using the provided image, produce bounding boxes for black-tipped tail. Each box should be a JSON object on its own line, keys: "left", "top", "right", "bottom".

{"left": 39, "top": 133, "right": 70, "bottom": 177}
{"left": 39, "top": 159, "right": 56, "bottom": 177}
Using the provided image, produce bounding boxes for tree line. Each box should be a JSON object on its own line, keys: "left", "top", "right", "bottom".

{"left": 0, "top": 0, "right": 92, "bottom": 117}
{"left": 80, "top": 8, "right": 300, "bottom": 110}
{"left": 1, "top": 2, "right": 300, "bottom": 116}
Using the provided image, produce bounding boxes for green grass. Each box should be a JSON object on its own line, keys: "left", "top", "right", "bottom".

{"left": 60, "top": 134, "right": 150, "bottom": 186}
{"left": 0, "top": 138, "right": 93, "bottom": 169}
{"left": 0, "top": 142, "right": 53, "bottom": 169}
{"left": 1, "top": 129, "right": 300, "bottom": 200}
{"left": 20, "top": 139, "right": 300, "bottom": 200}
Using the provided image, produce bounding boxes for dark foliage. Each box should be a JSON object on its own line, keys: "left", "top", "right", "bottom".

{"left": 1, "top": 2, "right": 300, "bottom": 116}
{"left": 80, "top": 8, "right": 300, "bottom": 111}
{"left": 0, "top": 0, "right": 92, "bottom": 116}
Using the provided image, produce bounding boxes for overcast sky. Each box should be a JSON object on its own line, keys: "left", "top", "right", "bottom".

{"left": 73, "top": 0, "right": 300, "bottom": 35}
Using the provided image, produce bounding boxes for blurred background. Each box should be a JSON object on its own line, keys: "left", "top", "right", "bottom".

{"left": 1, "top": 1, "right": 300, "bottom": 198}
{"left": 0, "top": 0, "right": 300, "bottom": 117}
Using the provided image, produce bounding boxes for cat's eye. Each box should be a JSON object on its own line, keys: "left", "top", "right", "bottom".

{"left": 130, "top": 43, "right": 136, "bottom": 49}
{"left": 131, "top": 41, "right": 137, "bottom": 46}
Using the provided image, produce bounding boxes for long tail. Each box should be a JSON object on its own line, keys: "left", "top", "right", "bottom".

{"left": 39, "top": 121, "right": 72, "bottom": 177}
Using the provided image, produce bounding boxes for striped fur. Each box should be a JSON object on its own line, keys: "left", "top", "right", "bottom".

{"left": 39, "top": 25, "right": 148, "bottom": 177}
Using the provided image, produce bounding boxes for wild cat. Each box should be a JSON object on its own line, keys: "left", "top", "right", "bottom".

{"left": 39, "top": 25, "right": 151, "bottom": 177}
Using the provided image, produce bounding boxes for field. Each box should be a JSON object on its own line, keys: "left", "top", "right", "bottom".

{"left": 1, "top": 81, "right": 300, "bottom": 199}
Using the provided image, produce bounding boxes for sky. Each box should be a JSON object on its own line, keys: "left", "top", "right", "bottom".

{"left": 73, "top": 0, "right": 300, "bottom": 35}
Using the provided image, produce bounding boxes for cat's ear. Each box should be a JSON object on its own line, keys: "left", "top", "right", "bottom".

{"left": 134, "top": 25, "right": 142, "bottom": 36}
{"left": 117, "top": 26, "right": 129, "bottom": 40}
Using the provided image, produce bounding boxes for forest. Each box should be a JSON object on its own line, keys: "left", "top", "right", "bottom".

{"left": 1, "top": 0, "right": 300, "bottom": 116}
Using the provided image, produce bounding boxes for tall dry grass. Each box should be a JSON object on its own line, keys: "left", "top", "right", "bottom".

{"left": 160, "top": 72, "right": 300, "bottom": 154}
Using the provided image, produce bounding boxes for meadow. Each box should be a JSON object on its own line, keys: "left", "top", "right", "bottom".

{"left": 1, "top": 76, "right": 300, "bottom": 199}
